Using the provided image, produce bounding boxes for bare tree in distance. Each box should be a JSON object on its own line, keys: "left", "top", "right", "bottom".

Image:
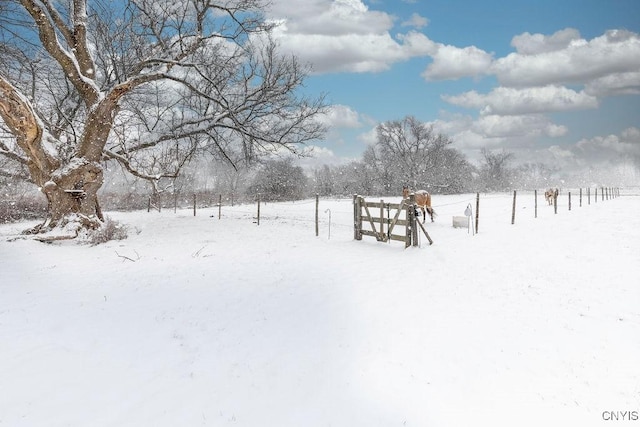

{"left": 478, "top": 148, "right": 515, "bottom": 192}
{"left": 247, "top": 157, "right": 307, "bottom": 202}
{"left": 365, "top": 116, "right": 472, "bottom": 194}
{"left": 0, "top": 0, "right": 326, "bottom": 236}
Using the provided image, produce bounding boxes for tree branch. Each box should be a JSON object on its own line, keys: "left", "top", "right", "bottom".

{"left": 19, "top": 0, "right": 99, "bottom": 105}
{"left": 0, "top": 75, "right": 59, "bottom": 182}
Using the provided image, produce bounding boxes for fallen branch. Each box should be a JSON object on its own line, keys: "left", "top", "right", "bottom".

{"left": 192, "top": 245, "right": 206, "bottom": 258}
{"left": 116, "top": 250, "right": 140, "bottom": 262}
{"left": 34, "top": 230, "right": 80, "bottom": 243}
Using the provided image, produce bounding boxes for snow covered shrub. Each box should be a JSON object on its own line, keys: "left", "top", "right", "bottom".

{"left": 0, "top": 194, "right": 47, "bottom": 223}
{"left": 88, "top": 216, "right": 128, "bottom": 245}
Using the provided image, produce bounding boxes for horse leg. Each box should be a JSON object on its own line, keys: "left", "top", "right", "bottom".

{"left": 421, "top": 207, "right": 426, "bottom": 223}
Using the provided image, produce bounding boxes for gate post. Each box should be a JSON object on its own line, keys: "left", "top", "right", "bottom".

{"left": 404, "top": 197, "right": 411, "bottom": 248}
{"left": 353, "top": 194, "right": 362, "bottom": 240}
{"left": 410, "top": 193, "right": 418, "bottom": 247}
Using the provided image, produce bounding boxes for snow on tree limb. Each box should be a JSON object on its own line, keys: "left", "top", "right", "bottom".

{"left": 0, "top": 75, "right": 60, "bottom": 183}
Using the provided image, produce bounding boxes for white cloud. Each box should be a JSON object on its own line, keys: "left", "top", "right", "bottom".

{"left": 401, "top": 13, "right": 429, "bottom": 29}
{"left": 357, "top": 127, "right": 378, "bottom": 146}
{"left": 396, "top": 31, "right": 438, "bottom": 56}
{"left": 510, "top": 28, "right": 581, "bottom": 55}
{"left": 621, "top": 127, "right": 640, "bottom": 141}
{"left": 428, "top": 115, "right": 473, "bottom": 137}
{"left": 492, "top": 29, "right": 640, "bottom": 87}
{"left": 575, "top": 127, "right": 640, "bottom": 158}
{"left": 295, "top": 145, "right": 360, "bottom": 170}
{"left": 299, "top": 145, "right": 335, "bottom": 158}
{"left": 272, "top": 31, "right": 418, "bottom": 73}
{"left": 473, "top": 114, "right": 567, "bottom": 139}
{"left": 548, "top": 144, "right": 574, "bottom": 159}
{"left": 443, "top": 86, "right": 598, "bottom": 115}
{"left": 451, "top": 129, "right": 505, "bottom": 151}
{"left": 317, "top": 104, "right": 363, "bottom": 129}
{"left": 536, "top": 127, "right": 640, "bottom": 171}
{"left": 268, "top": 0, "right": 392, "bottom": 36}
{"left": 267, "top": 0, "right": 437, "bottom": 74}
{"left": 585, "top": 71, "right": 640, "bottom": 97}
{"left": 421, "top": 44, "right": 493, "bottom": 81}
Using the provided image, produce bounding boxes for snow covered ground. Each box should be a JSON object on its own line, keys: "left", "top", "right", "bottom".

{"left": 1, "top": 191, "right": 639, "bottom": 427}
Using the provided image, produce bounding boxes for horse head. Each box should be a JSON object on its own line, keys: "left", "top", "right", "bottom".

{"left": 402, "top": 186, "right": 409, "bottom": 199}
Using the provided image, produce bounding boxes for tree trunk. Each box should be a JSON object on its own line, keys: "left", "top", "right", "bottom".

{"left": 28, "top": 158, "right": 104, "bottom": 233}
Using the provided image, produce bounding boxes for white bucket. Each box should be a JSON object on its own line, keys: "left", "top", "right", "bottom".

{"left": 452, "top": 216, "right": 468, "bottom": 228}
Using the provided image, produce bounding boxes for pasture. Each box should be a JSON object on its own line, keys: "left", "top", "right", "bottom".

{"left": 1, "top": 190, "right": 639, "bottom": 426}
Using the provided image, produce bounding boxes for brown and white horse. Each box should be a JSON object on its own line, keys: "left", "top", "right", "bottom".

{"left": 403, "top": 186, "right": 435, "bottom": 223}
{"left": 544, "top": 188, "right": 558, "bottom": 205}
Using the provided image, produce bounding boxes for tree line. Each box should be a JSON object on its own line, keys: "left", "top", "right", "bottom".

{"left": 2, "top": 107, "right": 596, "bottom": 212}
{"left": 109, "top": 116, "right": 565, "bottom": 204}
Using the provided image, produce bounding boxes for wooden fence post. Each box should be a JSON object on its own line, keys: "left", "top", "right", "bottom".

{"left": 410, "top": 193, "right": 418, "bottom": 247}
{"left": 534, "top": 189, "right": 538, "bottom": 218}
{"left": 553, "top": 191, "right": 558, "bottom": 214}
{"left": 404, "top": 197, "right": 411, "bottom": 248}
{"left": 379, "top": 199, "right": 385, "bottom": 240}
{"left": 193, "top": 193, "right": 196, "bottom": 216}
{"left": 475, "top": 192, "right": 480, "bottom": 233}
{"left": 511, "top": 190, "right": 517, "bottom": 224}
{"left": 595, "top": 187, "right": 598, "bottom": 203}
{"left": 148, "top": 197, "right": 151, "bottom": 213}
{"left": 257, "top": 194, "right": 261, "bottom": 225}
{"left": 353, "top": 194, "right": 362, "bottom": 240}
{"left": 315, "top": 194, "right": 319, "bottom": 237}
{"left": 218, "top": 194, "right": 222, "bottom": 219}
{"left": 568, "top": 191, "right": 572, "bottom": 211}
{"left": 580, "top": 188, "right": 582, "bottom": 207}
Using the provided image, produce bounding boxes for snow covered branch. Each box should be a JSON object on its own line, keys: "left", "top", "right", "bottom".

{"left": 20, "top": 0, "right": 100, "bottom": 105}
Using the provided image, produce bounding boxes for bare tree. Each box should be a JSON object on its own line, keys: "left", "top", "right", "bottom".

{"left": 365, "top": 116, "right": 469, "bottom": 194}
{"left": 0, "top": 0, "right": 326, "bottom": 235}
{"left": 247, "top": 157, "right": 307, "bottom": 201}
{"left": 478, "top": 148, "right": 515, "bottom": 191}
{"left": 513, "top": 162, "right": 560, "bottom": 190}
{"left": 312, "top": 164, "right": 335, "bottom": 197}
{"left": 329, "top": 161, "right": 375, "bottom": 196}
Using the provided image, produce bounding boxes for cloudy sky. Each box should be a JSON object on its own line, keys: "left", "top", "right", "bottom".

{"left": 263, "top": 0, "right": 640, "bottom": 172}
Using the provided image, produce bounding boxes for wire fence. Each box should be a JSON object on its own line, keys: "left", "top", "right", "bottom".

{"left": 165, "top": 187, "right": 626, "bottom": 242}
{"left": 2, "top": 187, "right": 631, "bottom": 243}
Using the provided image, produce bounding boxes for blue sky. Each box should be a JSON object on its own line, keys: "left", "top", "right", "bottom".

{"left": 263, "top": 0, "right": 640, "bottom": 173}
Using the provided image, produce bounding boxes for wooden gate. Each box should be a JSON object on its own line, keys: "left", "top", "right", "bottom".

{"left": 353, "top": 194, "right": 432, "bottom": 248}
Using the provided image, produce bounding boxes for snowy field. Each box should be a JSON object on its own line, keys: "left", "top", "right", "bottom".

{"left": 1, "top": 190, "right": 639, "bottom": 427}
